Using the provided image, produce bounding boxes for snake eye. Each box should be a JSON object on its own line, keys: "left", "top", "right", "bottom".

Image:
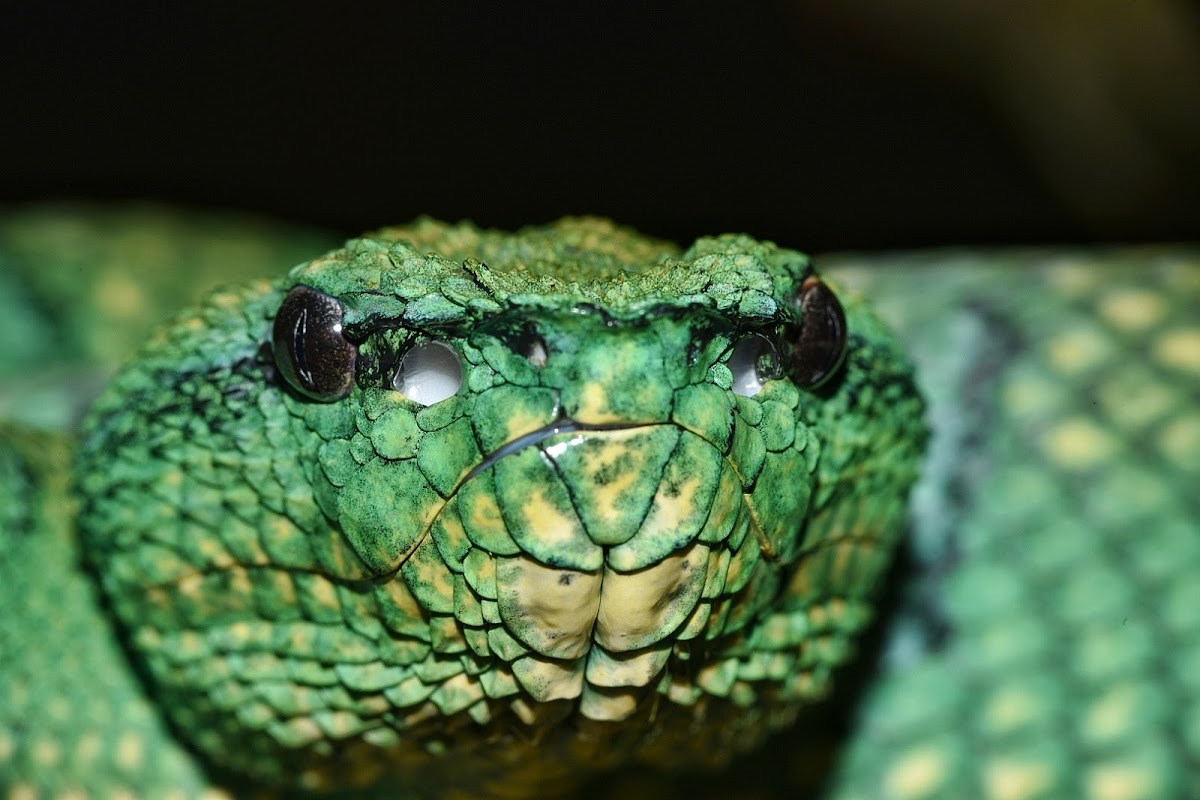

{"left": 273, "top": 285, "right": 358, "bottom": 402}
{"left": 394, "top": 341, "right": 463, "bottom": 406}
{"left": 786, "top": 276, "right": 847, "bottom": 389}
{"left": 728, "top": 333, "right": 780, "bottom": 397}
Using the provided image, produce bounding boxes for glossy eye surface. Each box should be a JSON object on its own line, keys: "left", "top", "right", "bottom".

{"left": 394, "top": 341, "right": 463, "bottom": 406}
{"left": 728, "top": 333, "right": 780, "bottom": 397}
{"left": 273, "top": 285, "right": 357, "bottom": 402}
{"left": 787, "top": 275, "right": 847, "bottom": 389}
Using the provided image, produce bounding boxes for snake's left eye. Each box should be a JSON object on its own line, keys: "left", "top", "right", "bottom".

{"left": 785, "top": 276, "right": 847, "bottom": 389}
{"left": 273, "top": 285, "right": 358, "bottom": 402}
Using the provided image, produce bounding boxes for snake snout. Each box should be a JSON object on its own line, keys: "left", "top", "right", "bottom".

{"left": 422, "top": 421, "right": 751, "bottom": 720}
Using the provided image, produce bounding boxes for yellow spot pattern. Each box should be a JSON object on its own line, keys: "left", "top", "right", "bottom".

{"left": 576, "top": 382, "right": 620, "bottom": 423}
{"left": 1098, "top": 288, "right": 1167, "bottom": 331}
{"left": 1153, "top": 328, "right": 1200, "bottom": 376}
{"left": 984, "top": 759, "right": 1055, "bottom": 800}
{"left": 1046, "top": 327, "right": 1112, "bottom": 375}
{"left": 1082, "top": 685, "right": 1137, "bottom": 746}
{"left": 96, "top": 270, "right": 149, "bottom": 318}
{"left": 522, "top": 488, "right": 579, "bottom": 550}
{"left": 116, "top": 731, "right": 144, "bottom": 771}
{"left": 1045, "top": 259, "right": 1101, "bottom": 295}
{"left": 1086, "top": 763, "right": 1157, "bottom": 800}
{"left": 32, "top": 737, "right": 60, "bottom": 767}
{"left": 1003, "top": 371, "right": 1065, "bottom": 419}
{"left": 884, "top": 746, "right": 949, "bottom": 798}
{"left": 983, "top": 686, "right": 1040, "bottom": 732}
{"left": 1040, "top": 418, "right": 1118, "bottom": 471}
{"left": 1157, "top": 413, "right": 1200, "bottom": 473}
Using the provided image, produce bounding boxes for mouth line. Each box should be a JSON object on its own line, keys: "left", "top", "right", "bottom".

{"left": 354, "top": 418, "right": 672, "bottom": 585}
{"left": 153, "top": 418, "right": 757, "bottom": 593}
{"left": 462, "top": 417, "right": 664, "bottom": 483}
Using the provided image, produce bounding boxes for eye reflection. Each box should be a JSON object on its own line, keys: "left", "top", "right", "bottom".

{"left": 393, "top": 341, "right": 463, "bottom": 406}
{"left": 728, "top": 334, "right": 779, "bottom": 397}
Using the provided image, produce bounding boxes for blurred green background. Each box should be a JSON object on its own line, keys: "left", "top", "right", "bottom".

{"left": 3, "top": 2, "right": 1198, "bottom": 249}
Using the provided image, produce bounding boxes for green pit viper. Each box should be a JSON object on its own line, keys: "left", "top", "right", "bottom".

{"left": 1, "top": 207, "right": 1197, "bottom": 800}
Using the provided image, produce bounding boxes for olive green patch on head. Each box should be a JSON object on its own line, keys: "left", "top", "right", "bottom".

{"left": 469, "top": 385, "right": 560, "bottom": 453}
{"left": 337, "top": 456, "right": 441, "bottom": 575}
{"left": 492, "top": 447, "right": 602, "bottom": 571}
{"left": 545, "top": 426, "right": 680, "bottom": 547}
{"left": 416, "top": 416, "right": 481, "bottom": 497}
{"left": 606, "top": 433, "right": 727, "bottom": 571}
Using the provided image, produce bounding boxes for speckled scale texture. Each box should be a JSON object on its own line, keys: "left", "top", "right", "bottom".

{"left": 822, "top": 248, "right": 1200, "bottom": 800}
{"left": 9, "top": 212, "right": 923, "bottom": 797}
{"left": 0, "top": 207, "right": 335, "bottom": 799}
{"left": 2, "top": 209, "right": 1197, "bottom": 800}
{"left": 0, "top": 428, "right": 218, "bottom": 797}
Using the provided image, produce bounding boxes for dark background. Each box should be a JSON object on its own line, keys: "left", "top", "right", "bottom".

{"left": 4, "top": 2, "right": 1199, "bottom": 251}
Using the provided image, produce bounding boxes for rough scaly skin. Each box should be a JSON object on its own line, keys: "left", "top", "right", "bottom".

{"left": 1, "top": 210, "right": 1197, "bottom": 799}
{"left": 825, "top": 250, "right": 1200, "bottom": 800}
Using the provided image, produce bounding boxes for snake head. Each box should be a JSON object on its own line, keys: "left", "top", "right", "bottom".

{"left": 79, "top": 218, "right": 925, "bottom": 792}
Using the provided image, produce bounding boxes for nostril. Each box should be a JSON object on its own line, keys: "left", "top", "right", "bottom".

{"left": 513, "top": 331, "right": 550, "bottom": 368}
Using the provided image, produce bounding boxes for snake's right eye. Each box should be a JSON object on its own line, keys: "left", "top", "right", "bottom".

{"left": 273, "top": 285, "right": 358, "bottom": 402}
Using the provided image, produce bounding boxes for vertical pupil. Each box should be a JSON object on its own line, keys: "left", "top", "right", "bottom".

{"left": 292, "top": 307, "right": 312, "bottom": 387}
{"left": 789, "top": 276, "right": 847, "bottom": 389}
{"left": 273, "top": 285, "right": 357, "bottom": 402}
